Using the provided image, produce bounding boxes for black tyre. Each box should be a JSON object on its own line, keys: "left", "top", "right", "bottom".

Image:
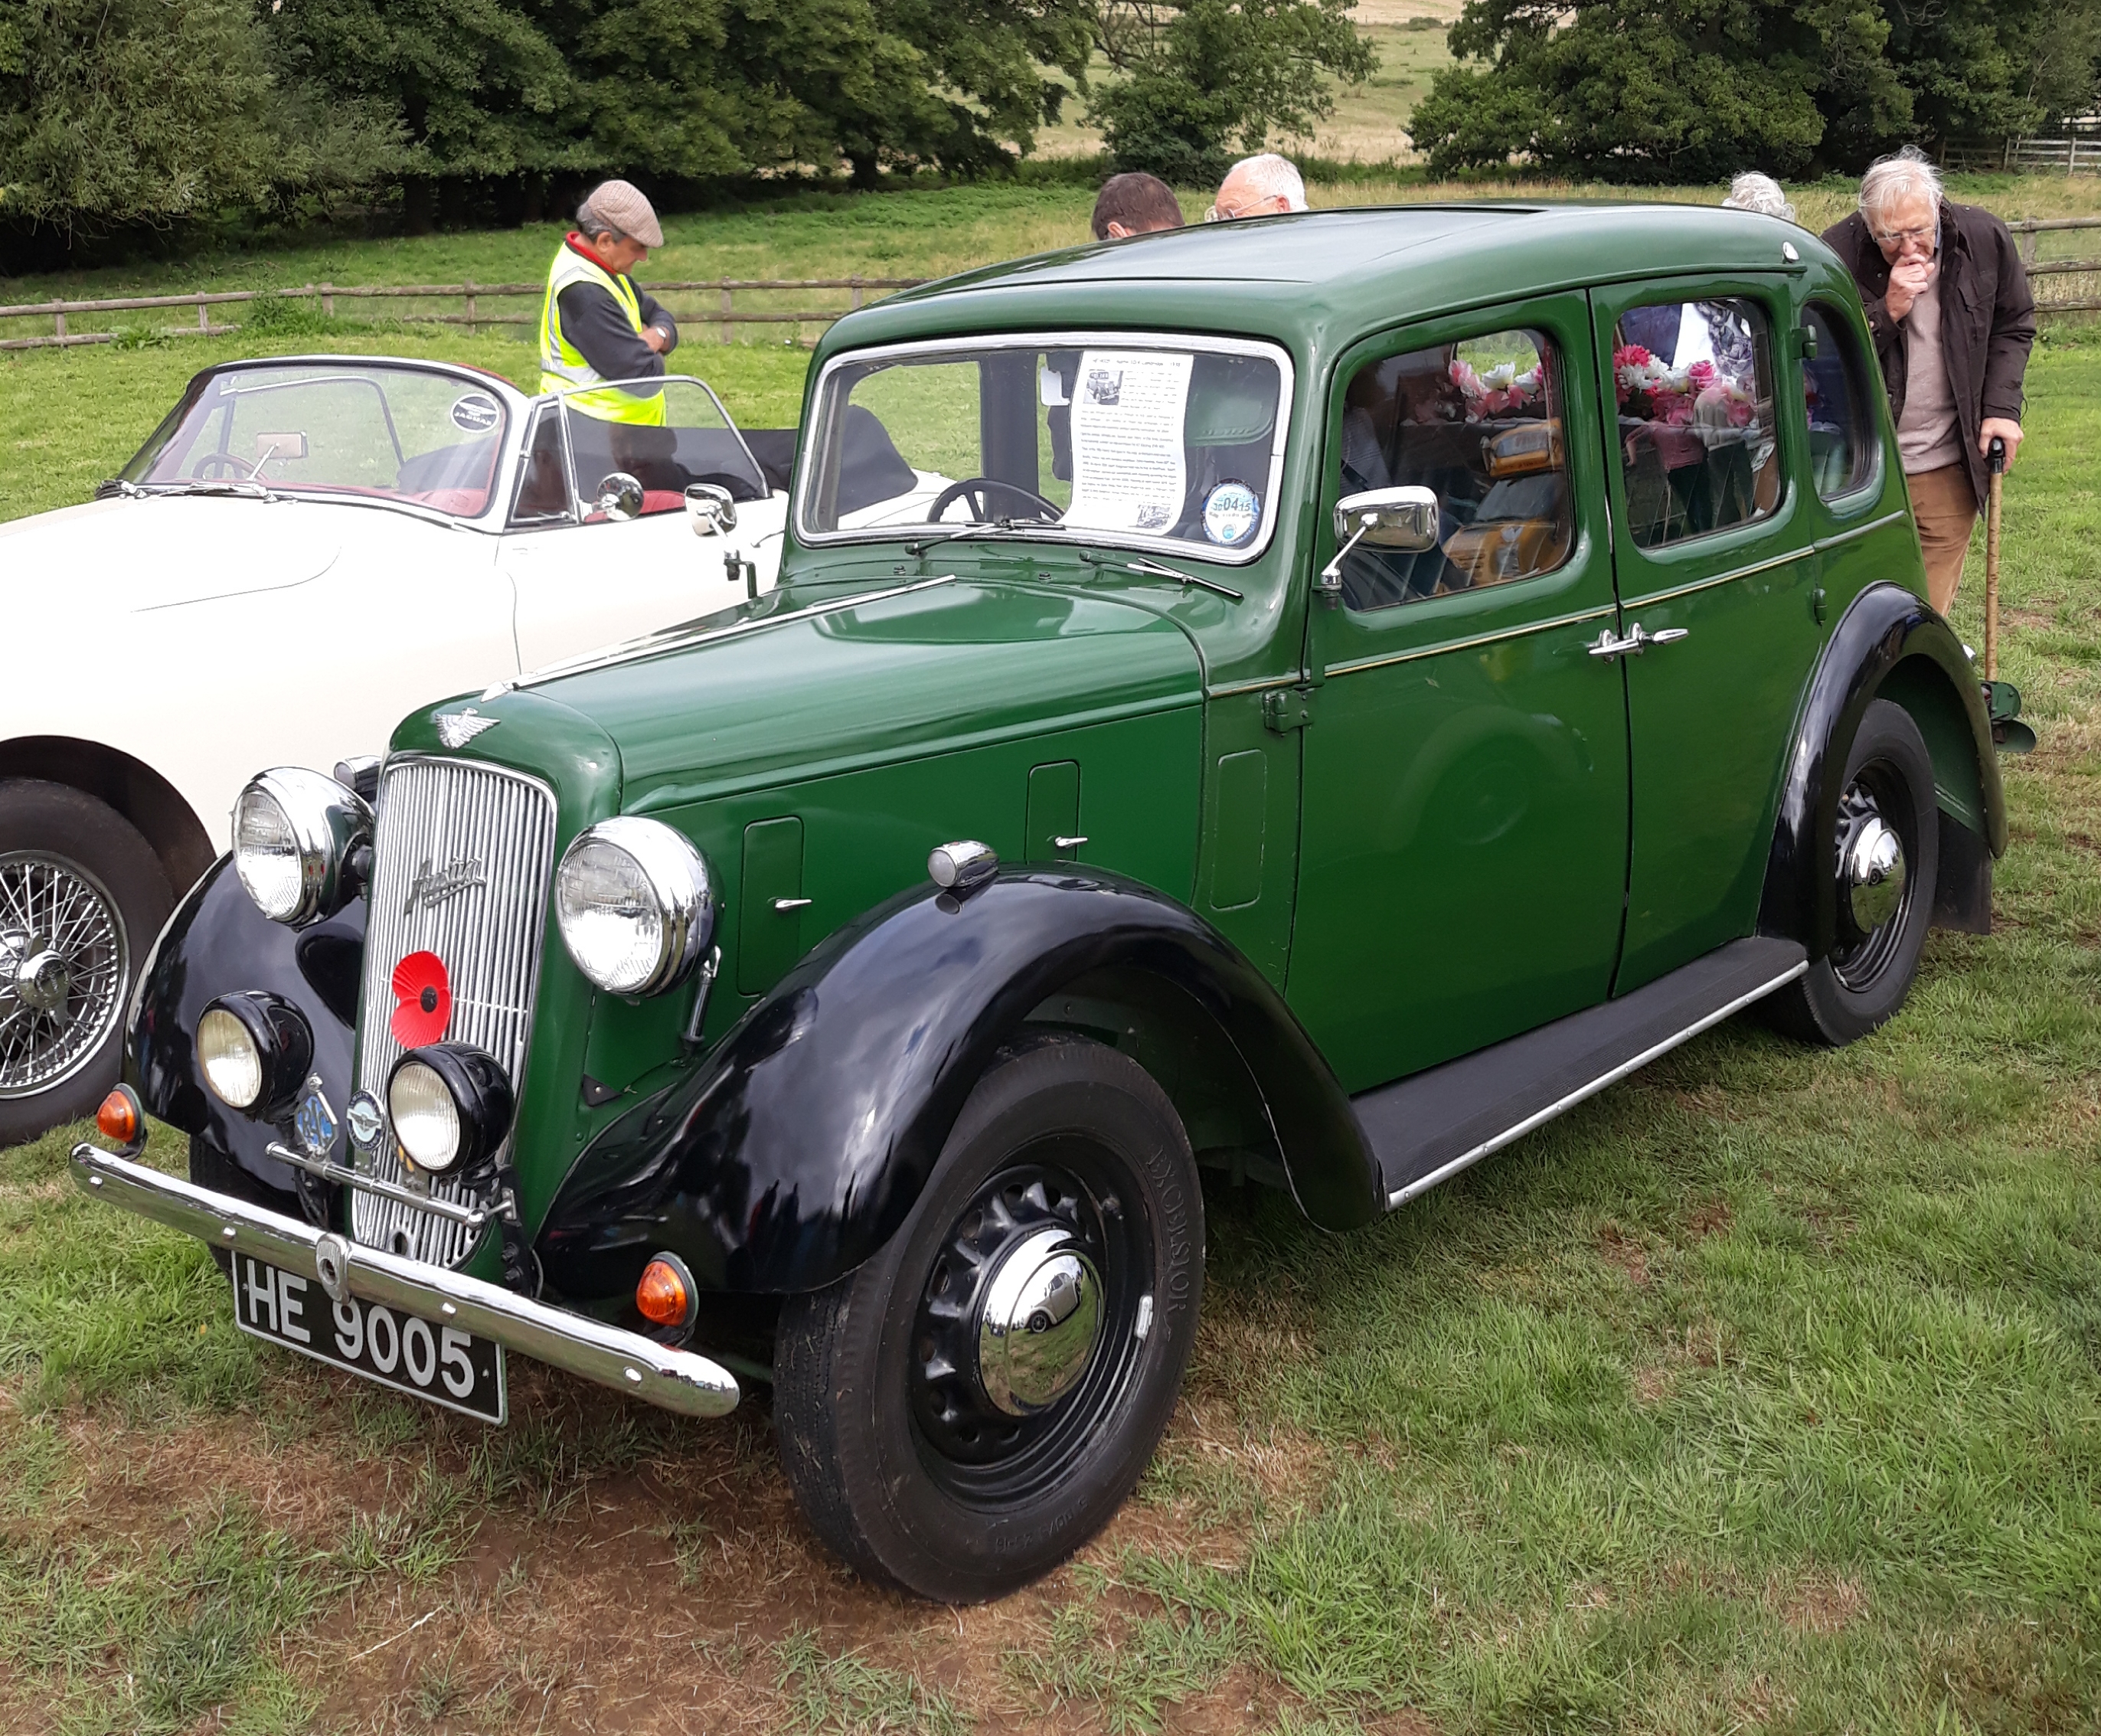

{"left": 0, "top": 780, "right": 173, "bottom": 1146}
{"left": 773, "top": 1035, "right": 1203, "bottom": 1602}
{"left": 1767, "top": 698, "right": 1939, "bottom": 1046}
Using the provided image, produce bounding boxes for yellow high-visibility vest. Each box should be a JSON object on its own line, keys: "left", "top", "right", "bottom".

{"left": 538, "top": 244, "right": 668, "bottom": 426}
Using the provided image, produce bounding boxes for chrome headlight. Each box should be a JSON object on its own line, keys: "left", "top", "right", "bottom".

{"left": 387, "top": 1044, "right": 514, "bottom": 1175}
{"left": 231, "top": 768, "right": 371, "bottom": 926}
{"left": 555, "top": 817, "right": 714, "bottom": 996}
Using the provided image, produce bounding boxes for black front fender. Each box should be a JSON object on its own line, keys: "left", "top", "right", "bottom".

{"left": 1759, "top": 582, "right": 2005, "bottom": 957}
{"left": 128, "top": 855, "right": 364, "bottom": 1212}
{"left": 537, "top": 869, "right": 1379, "bottom": 1300}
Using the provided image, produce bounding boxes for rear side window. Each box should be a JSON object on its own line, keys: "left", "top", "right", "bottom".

{"left": 1802, "top": 303, "right": 1875, "bottom": 499}
{"left": 1332, "top": 327, "right": 1573, "bottom": 610}
{"left": 1612, "top": 298, "right": 1779, "bottom": 548}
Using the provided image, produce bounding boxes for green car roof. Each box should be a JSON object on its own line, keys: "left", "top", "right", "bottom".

{"left": 812, "top": 203, "right": 1835, "bottom": 365}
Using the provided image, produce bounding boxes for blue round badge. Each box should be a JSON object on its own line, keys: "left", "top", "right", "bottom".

{"left": 1202, "top": 481, "right": 1260, "bottom": 546}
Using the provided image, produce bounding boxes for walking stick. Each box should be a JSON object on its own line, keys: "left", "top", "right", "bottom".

{"left": 1985, "top": 436, "right": 2005, "bottom": 680}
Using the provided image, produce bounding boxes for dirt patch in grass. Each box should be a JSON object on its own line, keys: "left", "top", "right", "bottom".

{"left": 1597, "top": 1222, "right": 1651, "bottom": 1286}
{"left": 1774, "top": 1574, "right": 1867, "bottom": 1636}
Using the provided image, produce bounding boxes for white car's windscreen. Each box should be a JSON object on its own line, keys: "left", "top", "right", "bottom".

{"left": 799, "top": 341, "right": 1287, "bottom": 559}
{"left": 125, "top": 365, "right": 511, "bottom": 516}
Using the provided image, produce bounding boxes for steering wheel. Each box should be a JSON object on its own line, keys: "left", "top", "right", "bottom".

{"left": 929, "top": 476, "right": 1063, "bottom": 525}
{"left": 191, "top": 454, "right": 247, "bottom": 479}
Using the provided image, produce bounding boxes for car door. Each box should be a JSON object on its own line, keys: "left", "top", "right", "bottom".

{"left": 500, "top": 401, "right": 741, "bottom": 671}
{"left": 1286, "top": 294, "right": 1631, "bottom": 1095}
{"left": 1589, "top": 278, "right": 1825, "bottom": 992}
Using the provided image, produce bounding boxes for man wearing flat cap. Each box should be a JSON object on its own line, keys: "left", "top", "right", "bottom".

{"left": 538, "top": 179, "right": 679, "bottom": 428}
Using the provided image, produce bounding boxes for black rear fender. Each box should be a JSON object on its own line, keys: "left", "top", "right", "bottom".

{"left": 535, "top": 870, "right": 1380, "bottom": 1301}
{"left": 1760, "top": 582, "right": 2005, "bottom": 955}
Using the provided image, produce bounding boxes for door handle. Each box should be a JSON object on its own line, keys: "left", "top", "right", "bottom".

{"left": 771, "top": 897, "right": 812, "bottom": 912}
{"left": 1587, "top": 623, "right": 1689, "bottom": 660}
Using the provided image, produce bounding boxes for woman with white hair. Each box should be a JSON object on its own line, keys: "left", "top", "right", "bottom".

{"left": 1822, "top": 147, "right": 2035, "bottom": 614}
{"left": 1720, "top": 172, "right": 1795, "bottom": 222}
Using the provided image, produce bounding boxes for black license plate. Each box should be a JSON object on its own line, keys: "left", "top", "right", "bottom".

{"left": 230, "top": 1254, "right": 507, "bottom": 1424}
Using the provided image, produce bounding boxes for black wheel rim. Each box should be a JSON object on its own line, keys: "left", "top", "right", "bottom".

{"left": 1830, "top": 761, "right": 1918, "bottom": 992}
{"left": 908, "top": 1138, "right": 1152, "bottom": 1507}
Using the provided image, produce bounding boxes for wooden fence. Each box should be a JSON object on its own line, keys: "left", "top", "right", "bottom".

{"left": 4, "top": 218, "right": 2099, "bottom": 351}
{"left": 2005, "top": 136, "right": 2100, "bottom": 175}
{"left": 0, "top": 276, "right": 925, "bottom": 352}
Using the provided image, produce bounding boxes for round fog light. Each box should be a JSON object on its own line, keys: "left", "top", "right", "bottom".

{"left": 636, "top": 1253, "right": 695, "bottom": 1332}
{"left": 388, "top": 1058, "right": 462, "bottom": 1172}
{"left": 198, "top": 1005, "right": 264, "bottom": 1110}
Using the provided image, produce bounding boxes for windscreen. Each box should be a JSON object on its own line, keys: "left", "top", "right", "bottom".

{"left": 556, "top": 378, "right": 769, "bottom": 519}
{"left": 123, "top": 365, "right": 511, "bottom": 516}
{"left": 800, "top": 340, "right": 1289, "bottom": 559}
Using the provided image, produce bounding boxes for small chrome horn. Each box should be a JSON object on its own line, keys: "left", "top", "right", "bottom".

{"left": 929, "top": 840, "right": 998, "bottom": 896}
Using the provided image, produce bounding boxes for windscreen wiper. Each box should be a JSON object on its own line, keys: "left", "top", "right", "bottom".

{"left": 127, "top": 479, "right": 285, "bottom": 504}
{"left": 1078, "top": 550, "right": 1243, "bottom": 601}
{"left": 904, "top": 518, "right": 1033, "bottom": 557}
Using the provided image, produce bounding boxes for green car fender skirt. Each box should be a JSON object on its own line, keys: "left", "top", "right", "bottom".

{"left": 534, "top": 868, "right": 1382, "bottom": 1301}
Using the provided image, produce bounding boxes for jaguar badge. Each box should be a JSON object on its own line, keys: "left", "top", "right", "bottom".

{"left": 435, "top": 708, "right": 500, "bottom": 749}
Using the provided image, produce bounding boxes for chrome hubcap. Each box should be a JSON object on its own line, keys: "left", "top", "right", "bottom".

{"left": 975, "top": 1226, "right": 1103, "bottom": 1416}
{"left": 1844, "top": 814, "right": 1907, "bottom": 933}
{"left": 0, "top": 853, "right": 129, "bottom": 1100}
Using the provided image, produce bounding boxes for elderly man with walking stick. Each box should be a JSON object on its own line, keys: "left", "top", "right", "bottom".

{"left": 1822, "top": 148, "right": 2035, "bottom": 622}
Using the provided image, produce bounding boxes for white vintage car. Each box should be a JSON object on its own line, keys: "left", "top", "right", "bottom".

{"left": 0, "top": 355, "right": 789, "bottom": 1143}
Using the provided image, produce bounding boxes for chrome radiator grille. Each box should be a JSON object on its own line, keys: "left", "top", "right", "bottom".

{"left": 353, "top": 756, "right": 557, "bottom": 1265}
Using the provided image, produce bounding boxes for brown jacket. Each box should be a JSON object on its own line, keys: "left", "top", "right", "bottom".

{"left": 1822, "top": 200, "right": 2035, "bottom": 504}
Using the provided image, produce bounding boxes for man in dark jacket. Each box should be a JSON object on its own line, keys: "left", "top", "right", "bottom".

{"left": 1823, "top": 148, "right": 2034, "bottom": 614}
{"left": 538, "top": 180, "right": 679, "bottom": 420}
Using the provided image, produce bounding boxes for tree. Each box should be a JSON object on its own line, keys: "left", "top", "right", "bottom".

{"left": 0, "top": 0, "right": 392, "bottom": 237}
{"left": 1880, "top": 0, "right": 2101, "bottom": 145}
{"left": 1409, "top": 0, "right": 1907, "bottom": 181}
{"left": 1090, "top": 0, "right": 1377, "bottom": 185}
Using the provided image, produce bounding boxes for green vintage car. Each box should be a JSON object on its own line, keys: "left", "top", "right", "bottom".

{"left": 79, "top": 203, "right": 2019, "bottom": 1602}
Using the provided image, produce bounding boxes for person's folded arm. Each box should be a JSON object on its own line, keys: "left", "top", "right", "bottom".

{"left": 636, "top": 288, "right": 678, "bottom": 356}
{"left": 557, "top": 280, "right": 666, "bottom": 384}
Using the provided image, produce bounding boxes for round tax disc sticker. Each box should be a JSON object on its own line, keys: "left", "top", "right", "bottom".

{"left": 449, "top": 391, "right": 501, "bottom": 433}
{"left": 1202, "top": 480, "right": 1260, "bottom": 546}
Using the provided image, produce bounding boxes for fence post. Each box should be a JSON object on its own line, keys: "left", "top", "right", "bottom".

{"left": 464, "top": 280, "right": 477, "bottom": 332}
{"left": 54, "top": 308, "right": 65, "bottom": 340}
{"left": 321, "top": 282, "right": 335, "bottom": 318}
{"left": 720, "top": 278, "right": 734, "bottom": 345}
{"left": 851, "top": 275, "right": 864, "bottom": 310}
{"left": 2021, "top": 224, "right": 2038, "bottom": 267}
{"left": 198, "top": 301, "right": 210, "bottom": 332}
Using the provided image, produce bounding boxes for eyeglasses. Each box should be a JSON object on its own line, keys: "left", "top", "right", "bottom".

{"left": 1870, "top": 222, "right": 1936, "bottom": 249}
{"left": 1204, "top": 195, "right": 1277, "bottom": 224}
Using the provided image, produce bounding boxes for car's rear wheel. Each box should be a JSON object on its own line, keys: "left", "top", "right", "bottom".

{"left": 0, "top": 780, "right": 173, "bottom": 1146}
{"left": 1767, "top": 699, "right": 1939, "bottom": 1046}
{"left": 773, "top": 1035, "right": 1203, "bottom": 1602}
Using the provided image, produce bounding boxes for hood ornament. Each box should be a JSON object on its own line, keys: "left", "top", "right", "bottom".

{"left": 435, "top": 708, "right": 500, "bottom": 750}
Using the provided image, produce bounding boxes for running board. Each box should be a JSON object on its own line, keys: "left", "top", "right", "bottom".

{"left": 1358, "top": 936, "right": 1809, "bottom": 1211}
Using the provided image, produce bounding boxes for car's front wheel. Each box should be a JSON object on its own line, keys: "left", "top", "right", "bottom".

{"left": 0, "top": 780, "right": 173, "bottom": 1146}
{"left": 773, "top": 1035, "right": 1203, "bottom": 1602}
{"left": 1767, "top": 698, "right": 1940, "bottom": 1046}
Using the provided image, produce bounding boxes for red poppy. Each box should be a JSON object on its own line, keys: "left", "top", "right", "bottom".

{"left": 390, "top": 951, "right": 452, "bottom": 1048}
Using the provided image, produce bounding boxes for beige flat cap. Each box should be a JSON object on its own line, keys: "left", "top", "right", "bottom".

{"left": 581, "top": 179, "right": 663, "bottom": 250}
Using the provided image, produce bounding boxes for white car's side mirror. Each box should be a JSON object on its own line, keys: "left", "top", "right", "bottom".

{"left": 594, "top": 472, "right": 644, "bottom": 522}
{"left": 685, "top": 482, "right": 737, "bottom": 538}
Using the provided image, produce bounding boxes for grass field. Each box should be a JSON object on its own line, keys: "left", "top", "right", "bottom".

{"left": 2, "top": 215, "right": 2099, "bottom": 1729}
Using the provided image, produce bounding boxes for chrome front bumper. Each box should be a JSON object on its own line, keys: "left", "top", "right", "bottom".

{"left": 70, "top": 1141, "right": 741, "bottom": 1420}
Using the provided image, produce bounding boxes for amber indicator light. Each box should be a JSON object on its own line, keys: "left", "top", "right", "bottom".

{"left": 636, "top": 1258, "right": 691, "bottom": 1329}
{"left": 96, "top": 1089, "right": 141, "bottom": 1146}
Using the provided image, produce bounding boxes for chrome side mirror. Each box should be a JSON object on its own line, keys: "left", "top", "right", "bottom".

{"left": 685, "top": 482, "right": 737, "bottom": 537}
{"left": 593, "top": 471, "right": 644, "bottom": 522}
{"left": 1332, "top": 485, "right": 1439, "bottom": 551}
{"left": 1318, "top": 485, "right": 1440, "bottom": 594}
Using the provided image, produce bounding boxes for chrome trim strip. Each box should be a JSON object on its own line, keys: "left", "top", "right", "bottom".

{"left": 71, "top": 1141, "right": 741, "bottom": 1419}
{"left": 1619, "top": 546, "right": 1815, "bottom": 611}
{"left": 1324, "top": 602, "right": 1618, "bottom": 680}
{"left": 1383, "top": 957, "right": 1809, "bottom": 1211}
{"left": 1815, "top": 508, "right": 1908, "bottom": 553}
{"left": 1206, "top": 675, "right": 1299, "bottom": 699}
{"left": 516, "top": 572, "right": 961, "bottom": 688}
{"left": 794, "top": 329, "right": 1296, "bottom": 567}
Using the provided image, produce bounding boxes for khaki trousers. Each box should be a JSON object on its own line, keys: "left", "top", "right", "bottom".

{"left": 1907, "top": 462, "right": 1978, "bottom": 616}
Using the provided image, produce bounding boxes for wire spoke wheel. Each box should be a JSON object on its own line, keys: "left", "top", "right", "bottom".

{"left": 0, "top": 852, "right": 129, "bottom": 1100}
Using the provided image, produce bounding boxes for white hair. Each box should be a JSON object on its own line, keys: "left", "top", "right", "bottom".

{"left": 1860, "top": 146, "right": 1943, "bottom": 222}
{"left": 1225, "top": 153, "right": 1308, "bottom": 213}
{"left": 1721, "top": 172, "right": 1795, "bottom": 223}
